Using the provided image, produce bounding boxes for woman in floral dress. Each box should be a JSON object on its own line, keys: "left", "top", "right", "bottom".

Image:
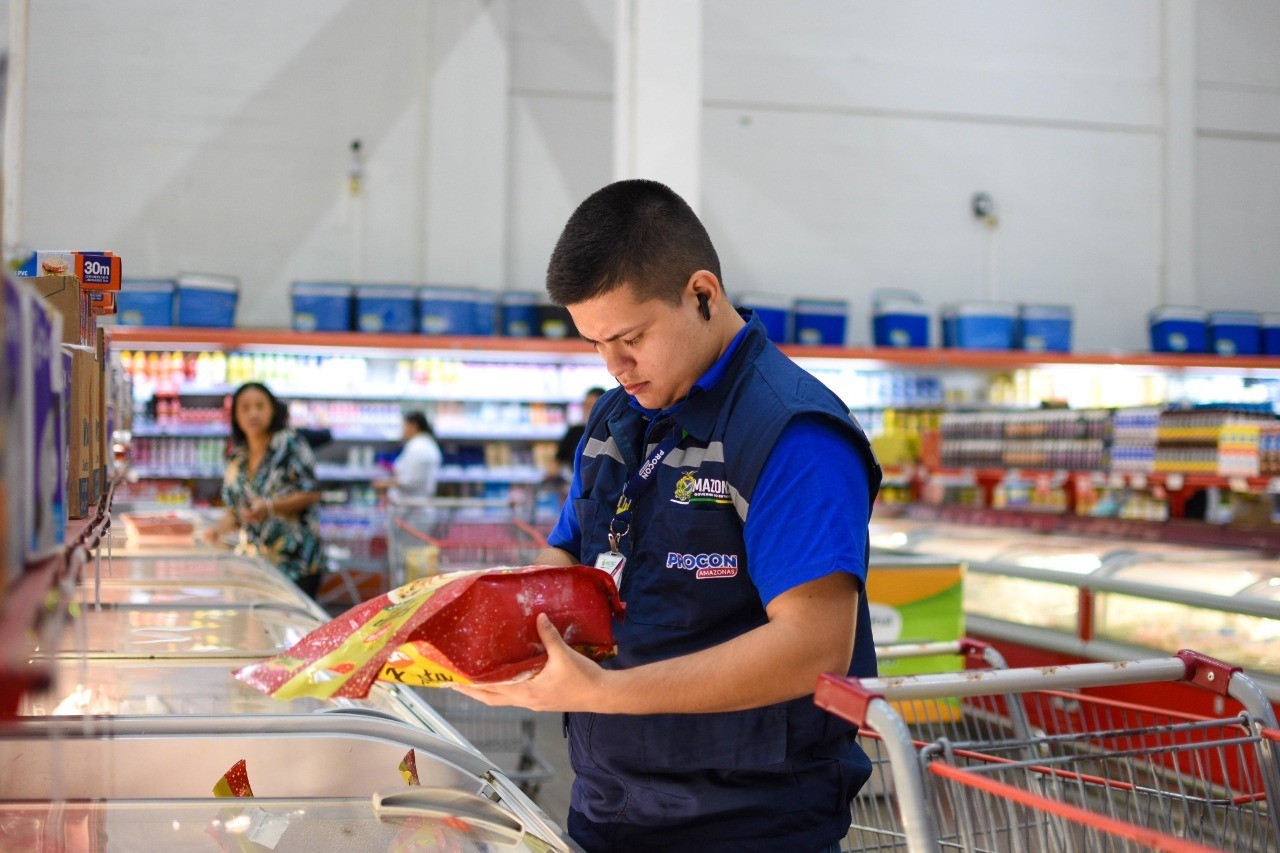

{"left": 202, "top": 382, "right": 324, "bottom": 597}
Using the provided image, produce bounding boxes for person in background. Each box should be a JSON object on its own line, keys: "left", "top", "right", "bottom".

{"left": 202, "top": 382, "right": 324, "bottom": 597}
{"left": 454, "top": 179, "right": 881, "bottom": 853}
{"left": 375, "top": 411, "right": 442, "bottom": 502}
{"left": 553, "top": 386, "right": 605, "bottom": 478}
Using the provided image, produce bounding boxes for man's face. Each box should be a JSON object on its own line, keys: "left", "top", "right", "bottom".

{"left": 569, "top": 284, "right": 709, "bottom": 411}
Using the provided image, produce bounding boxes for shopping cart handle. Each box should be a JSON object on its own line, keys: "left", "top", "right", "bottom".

{"left": 1176, "top": 649, "right": 1242, "bottom": 697}
{"left": 814, "top": 672, "right": 883, "bottom": 728}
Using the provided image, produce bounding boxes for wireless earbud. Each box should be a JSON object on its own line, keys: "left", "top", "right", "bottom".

{"left": 696, "top": 293, "right": 711, "bottom": 321}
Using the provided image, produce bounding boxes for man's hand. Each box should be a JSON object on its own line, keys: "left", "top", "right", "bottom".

{"left": 451, "top": 613, "right": 610, "bottom": 712}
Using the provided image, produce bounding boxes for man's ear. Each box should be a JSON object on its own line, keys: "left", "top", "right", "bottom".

{"left": 686, "top": 270, "right": 722, "bottom": 321}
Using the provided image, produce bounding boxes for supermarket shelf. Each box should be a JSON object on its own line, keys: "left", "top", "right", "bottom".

{"left": 130, "top": 423, "right": 564, "bottom": 442}
{"left": 107, "top": 326, "right": 1280, "bottom": 372}
{"left": 909, "top": 466, "right": 1280, "bottom": 494}
{"left": 138, "top": 383, "right": 584, "bottom": 404}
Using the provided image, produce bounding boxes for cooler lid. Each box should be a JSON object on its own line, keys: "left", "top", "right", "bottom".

{"left": 944, "top": 300, "right": 1018, "bottom": 319}
{"left": 417, "top": 284, "right": 478, "bottom": 301}
{"left": 356, "top": 284, "right": 416, "bottom": 300}
{"left": 1208, "top": 310, "right": 1261, "bottom": 326}
{"left": 1019, "top": 304, "right": 1073, "bottom": 321}
{"left": 292, "top": 281, "right": 352, "bottom": 297}
{"left": 500, "top": 290, "right": 540, "bottom": 306}
{"left": 793, "top": 298, "right": 848, "bottom": 315}
{"left": 1148, "top": 305, "right": 1207, "bottom": 323}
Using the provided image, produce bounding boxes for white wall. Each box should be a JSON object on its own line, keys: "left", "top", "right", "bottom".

{"left": 10, "top": 1, "right": 1280, "bottom": 348}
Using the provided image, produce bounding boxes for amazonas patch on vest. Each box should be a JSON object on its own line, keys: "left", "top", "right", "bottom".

{"left": 671, "top": 470, "right": 733, "bottom": 507}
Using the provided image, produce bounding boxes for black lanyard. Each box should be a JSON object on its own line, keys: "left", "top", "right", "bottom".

{"left": 608, "top": 421, "right": 684, "bottom": 554}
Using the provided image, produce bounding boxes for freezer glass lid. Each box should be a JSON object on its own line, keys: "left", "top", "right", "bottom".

{"left": 46, "top": 605, "right": 320, "bottom": 657}
{"left": 907, "top": 533, "right": 1035, "bottom": 562}
{"left": 93, "top": 555, "right": 297, "bottom": 590}
{"left": 989, "top": 537, "right": 1125, "bottom": 575}
{"left": 74, "top": 578, "right": 307, "bottom": 608}
{"left": 867, "top": 518, "right": 931, "bottom": 550}
{"left": 0, "top": 799, "right": 561, "bottom": 852}
{"left": 20, "top": 658, "right": 429, "bottom": 726}
{"left": 1109, "top": 559, "right": 1280, "bottom": 596}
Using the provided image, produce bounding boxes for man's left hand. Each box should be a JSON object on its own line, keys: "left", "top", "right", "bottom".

{"left": 451, "top": 613, "right": 610, "bottom": 712}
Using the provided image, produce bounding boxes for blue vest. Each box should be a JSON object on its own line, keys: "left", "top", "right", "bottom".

{"left": 564, "top": 313, "right": 882, "bottom": 852}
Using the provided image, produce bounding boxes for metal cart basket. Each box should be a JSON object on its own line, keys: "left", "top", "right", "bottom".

{"left": 386, "top": 496, "right": 555, "bottom": 796}
{"left": 818, "top": 650, "right": 1280, "bottom": 852}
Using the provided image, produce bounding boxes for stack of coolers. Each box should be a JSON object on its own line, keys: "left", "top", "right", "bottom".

{"left": 115, "top": 274, "right": 239, "bottom": 328}
{"left": 871, "top": 290, "right": 930, "bottom": 348}
{"left": 736, "top": 293, "right": 850, "bottom": 346}
{"left": 1149, "top": 306, "right": 1276, "bottom": 356}
{"left": 939, "top": 300, "right": 1072, "bottom": 352}
{"left": 498, "top": 291, "right": 576, "bottom": 339}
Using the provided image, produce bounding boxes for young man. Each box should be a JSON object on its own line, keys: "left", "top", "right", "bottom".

{"left": 455, "top": 179, "right": 880, "bottom": 852}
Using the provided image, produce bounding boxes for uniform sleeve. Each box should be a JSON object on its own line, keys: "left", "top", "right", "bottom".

{"left": 743, "top": 414, "right": 872, "bottom": 607}
{"left": 546, "top": 433, "right": 586, "bottom": 555}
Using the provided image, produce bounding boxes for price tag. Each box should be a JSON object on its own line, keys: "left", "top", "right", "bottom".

{"left": 1166, "top": 473, "right": 1184, "bottom": 491}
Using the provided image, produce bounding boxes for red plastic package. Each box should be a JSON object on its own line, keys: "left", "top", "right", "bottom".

{"left": 235, "top": 565, "right": 623, "bottom": 700}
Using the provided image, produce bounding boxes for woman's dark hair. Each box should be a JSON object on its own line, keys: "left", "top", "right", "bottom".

{"left": 404, "top": 411, "right": 435, "bottom": 439}
{"left": 229, "top": 382, "right": 288, "bottom": 446}
{"left": 545, "top": 178, "right": 721, "bottom": 307}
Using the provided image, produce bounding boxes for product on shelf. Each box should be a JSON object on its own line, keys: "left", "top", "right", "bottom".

{"left": 62, "top": 345, "right": 96, "bottom": 519}
{"left": 939, "top": 409, "right": 1110, "bottom": 471}
{"left": 120, "top": 512, "right": 196, "bottom": 547}
{"left": 21, "top": 285, "right": 67, "bottom": 558}
{"left": 2, "top": 279, "right": 21, "bottom": 585}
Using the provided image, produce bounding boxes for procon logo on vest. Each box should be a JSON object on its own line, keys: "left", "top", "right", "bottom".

{"left": 665, "top": 552, "right": 740, "bottom": 579}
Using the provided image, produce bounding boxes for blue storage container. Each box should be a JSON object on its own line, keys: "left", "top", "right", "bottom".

{"left": 1208, "top": 310, "right": 1262, "bottom": 356}
{"left": 176, "top": 274, "right": 238, "bottom": 328}
{"left": 738, "top": 293, "right": 792, "bottom": 342}
{"left": 116, "top": 279, "right": 175, "bottom": 327}
{"left": 940, "top": 301, "right": 1017, "bottom": 350}
{"left": 872, "top": 289, "right": 929, "bottom": 348}
{"left": 355, "top": 284, "right": 417, "bottom": 334}
{"left": 1017, "top": 304, "right": 1073, "bottom": 352}
{"left": 470, "top": 290, "right": 497, "bottom": 336}
{"left": 1148, "top": 306, "right": 1208, "bottom": 354}
{"left": 500, "top": 291, "right": 540, "bottom": 337}
{"left": 418, "top": 285, "right": 479, "bottom": 335}
{"left": 792, "top": 299, "right": 848, "bottom": 346}
{"left": 291, "top": 282, "right": 352, "bottom": 332}
{"left": 1263, "top": 313, "right": 1280, "bottom": 356}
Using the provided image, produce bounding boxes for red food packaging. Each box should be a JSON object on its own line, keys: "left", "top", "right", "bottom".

{"left": 235, "top": 565, "right": 623, "bottom": 700}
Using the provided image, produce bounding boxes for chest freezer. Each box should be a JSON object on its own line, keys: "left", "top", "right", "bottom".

{"left": 89, "top": 554, "right": 301, "bottom": 593}
{"left": 75, "top": 578, "right": 309, "bottom": 609}
{"left": 0, "top": 714, "right": 575, "bottom": 851}
{"left": 18, "top": 657, "right": 442, "bottom": 734}
{"left": 45, "top": 604, "right": 321, "bottom": 658}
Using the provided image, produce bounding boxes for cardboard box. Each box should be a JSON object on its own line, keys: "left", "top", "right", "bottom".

{"left": 1, "top": 277, "right": 25, "bottom": 581}
{"left": 29, "top": 275, "right": 93, "bottom": 346}
{"left": 22, "top": 289, "right": 66, "bottom": 557}
{"left": 89, "top": 290, "right": 117, "bottom": 316}
{"left": 62, "top": 345, "right": 95, "bottom": 519}
{"left": 14, "top": 251, "right": 122, "bottom": 291}
{"left": 92, "top": 334, "right": 106, "bottom": 503}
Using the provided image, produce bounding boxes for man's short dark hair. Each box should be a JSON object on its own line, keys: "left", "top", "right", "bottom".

{"left": 546, "top": 179, "right": 721, "bottom": 307}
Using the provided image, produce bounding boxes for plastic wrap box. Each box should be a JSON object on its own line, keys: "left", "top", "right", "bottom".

{"left": 872, "top": 290, "right": 929, "bottom": 348}
{"left": 117, "top": 279, "right": 175, "bottom": 327}
{"left": 940, "top": 301, "right": 1018, "bottom": 350}
{"left": 418, "top": 286, "right": 479, "bottom": 335}
{"left": 1149, "top": 306, "right": 1208, "bottom": 354}
{"left": 176, "top": 274, "right": 238, "bottom": 328}
{"left": 291, "top": 282, "right": 352, "bottom": 332}
{"left": 1263, "top": 313, "right": 1280, "bottom": 357}
{"left": 22, "top": 290, "right": 65, "bottom": 557}
{"left": 792, "top": 299, "right": 848, "bottom": 346}
{"left": 500, "top": 291, "right": 540, "bottom": 337}
{"left": 1208, "top": 311, "right": 1261, "bottom": 357}
{"left": 738, "top": 293, "right": 792, "bottom": 342}
{"left": 30, "top": 275, "right": 93, "bottom": 346}
{"left": 355, "top": 284, "right": 417, "bottom": 334}
{"left": 1017, "top": 304, "right": 1073, "bottom": 352}
{"left": 15, "top": 251, "right": 121, "bottom": 291}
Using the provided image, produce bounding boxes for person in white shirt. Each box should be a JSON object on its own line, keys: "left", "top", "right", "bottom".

{"left": 377, "top": 411, "right": 442, "bottom": 502}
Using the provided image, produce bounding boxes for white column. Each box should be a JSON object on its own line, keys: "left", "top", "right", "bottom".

{"left": 423, "top": 0, "right": 510, "bottom": 288}
{"left": 1160, "top": 0, "right": 1197, "bottom": 305}
{"left": 3, "top": 0, "right": 30, "bottom": 258}
{"left": 613, "top": 0, "right": 702, "bottom": 209}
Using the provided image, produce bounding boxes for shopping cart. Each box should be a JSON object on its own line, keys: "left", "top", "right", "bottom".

{"left": 817, "top": 650, "right": 1280, "bottom": 852}
{"left": 386, "top": 496, "right": 555, "bottom": 797}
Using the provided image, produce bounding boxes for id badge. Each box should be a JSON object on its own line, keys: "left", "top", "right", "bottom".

{"left": 594, "top": 551, "right": 626, "bottom": 586}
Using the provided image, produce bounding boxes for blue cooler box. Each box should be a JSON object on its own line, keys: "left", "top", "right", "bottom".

{"left": 418, "top": 285, "right": 479, "bottom": 335}
{"left": 792, "top": 299, "right": 848, "bottom": 346}
{"left": 1018, "top": 304, "right": 1073, "bottom": 352}
{"left": 470, "top": 290, "right": 497, "bottom": 336}
{"left": 940, "top": 301, "right": 1017, "bottom": 350}
{"left": 355, "top": 285, "right": 417, "bottom": 333}
{"left": 1263, "top": 313, "right": 1280, "bottom": 356}
{"left": 872, "top": 289, "right": 929, "bottom": 348}
{"left": 1148, "top": 306, "right": 1208, "bottom": 354}
{"left": 176, "top": 274, "right": 238, "bottom": 328}
{"left": 116, "top": 279, "right": 175, "bottom": 327}
{"left": 738, "top": 293, "right": 792, "bottom": 342}
{"left": 537, "top": 302, "right": 576, "bottom": 339}
{"left": 1209, "top": 311, "right": 1261, "bottom": 356}
{"left": 501, "top": 291, "right": 540, "bottom": 337}
{"left": 291, "top": 282, "right": 352, "bottom": 332}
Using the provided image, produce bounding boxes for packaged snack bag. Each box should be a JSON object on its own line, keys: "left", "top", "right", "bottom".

{"left": 235, "top": 565, "right": 622, "bottom": 700}
{"left": 213, "top": 760, "right": 254, "bottom": 798}
{"left": 400, "top": 750, "right": 420, "bottom": 786}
